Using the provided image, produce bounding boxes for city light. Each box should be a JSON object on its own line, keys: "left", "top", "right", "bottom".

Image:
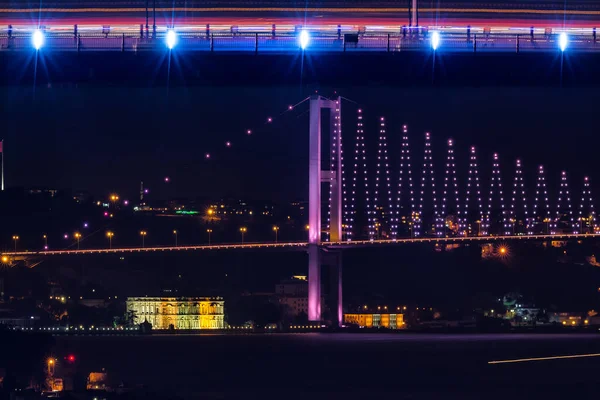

{"left": 32, "top": 29, "right": 44, "bottom": 50}
{"left": 1, "top": 256, "right": 8, "bottom": 263}
{"left": 106, "top": 231, "right": 114, "bottom": 249}
{"left": 559, "top": 32, "right": 568, "bottom": 52}
{"left": 348, "top": 109, "right": 365, "bottom": 240}
{"left": 431, "top": 31, "right": 440, "bottom": 50}
{"left": 299, "top": 29, "right": 310, "bottom": 50}
{"left": 374, "top": 116, "right": 393, "bottom": 237}
{"left": 442, "top": 138, "right": 460, "bottom": 236}
{"left": 166, "top": 29, "right": 177, "bottom": 49}
{"left": 397, "top": 124, "right": 414, "bottom": 237}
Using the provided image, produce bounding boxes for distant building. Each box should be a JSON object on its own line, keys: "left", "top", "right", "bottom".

{"left": 278, "top": 297, "right": 309, "bottom": 316}
{"left": 548, "top": 312, "right": 588, "bottom": 326}
{"left": 78, "top": 298, "right": 106, "bottom": 308}
{"left": 275, "top": 275, "right": 308, "bottom": 297}
{"left": 126, "top": 297, "right": 224, "bottom": 329}
{"left": 344, "top": 313, "right": 404, "bottom": 329}
{"left": 28, "top": 188, "right": 58, "bottom": 197}
{"left": 0, "top": 307, "right": 39, "bottom": 327}
{"left": 275, "top": 276, "right": 310, "bottom": 316}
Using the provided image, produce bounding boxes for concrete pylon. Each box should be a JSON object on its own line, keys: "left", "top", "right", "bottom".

{"left": 410, "top": 0, "right": 418, "bottom": 27}
{"left": 307, "top": 95, "right": 343, "bottom": 324}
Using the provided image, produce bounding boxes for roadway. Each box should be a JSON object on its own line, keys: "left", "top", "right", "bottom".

{"left": 1, "top": 8, "right": 599, "bottom": 33}
{"left": 2, "top": 232, "right": 599, "bottom": 257}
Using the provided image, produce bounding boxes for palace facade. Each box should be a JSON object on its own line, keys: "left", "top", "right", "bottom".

{"left": 126, "top": 297, "right": 225, "bottom": 330}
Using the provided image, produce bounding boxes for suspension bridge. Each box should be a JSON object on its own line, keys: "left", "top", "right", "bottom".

{"left": 2, "top": 94, "right": 599, "bottom": 326}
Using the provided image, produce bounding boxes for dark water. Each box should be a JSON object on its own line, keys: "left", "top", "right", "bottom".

{"left": 52, "top": 333, "right": 600, "bottom": 399}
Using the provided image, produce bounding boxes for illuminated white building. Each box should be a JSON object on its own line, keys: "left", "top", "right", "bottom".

{"left": 126, "top": 297, "right": 224, "bottom": 330}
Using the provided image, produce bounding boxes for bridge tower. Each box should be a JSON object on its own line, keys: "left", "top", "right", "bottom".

{"left": 308, "top": 95, "right": 343, "bottom": 326}
{"left": 409, "top": 0, "right": 419, "bottom": 28}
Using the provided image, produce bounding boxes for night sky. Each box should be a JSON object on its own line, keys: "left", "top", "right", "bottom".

{"left": 2, "top": 51, "right": 600, "bottom": 203}
{"left": 2, "top": 84, "right": 600, "bottom": 203}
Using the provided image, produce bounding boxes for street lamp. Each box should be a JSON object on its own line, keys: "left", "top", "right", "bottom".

{"left": 240, "top": 227, "right": 247, "bottom": 244}
{"left": 559, "top": 32, "right": 568, "bottom": 52}
{"left": 166, "top": 29, "right": 177, "bottom": 49}
{"left": 431, "top": 31, "right": 440, "bottom": 51}
{"left": 32, "top": 29, "right": 44, "bottom": 50}
{"left": 140, "top": 230, "right": 147, "bottom": 248}
{"left": 299, "top": 29, "right": 310, "bottom": 50}
{"left": 206, "top": 229, "right": 213, "bottom": 245}
{"left": 273, "top": 226, "right": 279, "bottom": 243}
{"left": 47, "top": 358, "right": 55, "bottom": 376}
{"left": 43, "top": 234, "right": 48, "bottom": 250}
{"left": 74, "top": 232, "right": 81, "bottom": 250}
{"left": 12, "top": 235, "right": 19, "bottom": 252}
{"left": 106, "top": 231, "right": 114, "bottom": 249}
{"left": 543, "top": 217, "right": 551, "bottom": 234}
{"left": 173, "top": 230, "right": 178, "bottom": 247}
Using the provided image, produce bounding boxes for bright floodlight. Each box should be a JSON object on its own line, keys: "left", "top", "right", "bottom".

{"left": 32, "top": 29, "right": 44, "bottom": 50}
{"left": 431, "top": 31, "right": 440, "bottom": 51}
{"left": 166, "top": 29, "right": 177, "bottom": 49}
{"left": 559, "top": 32, "right": 568, "bottom": 52}
{"left": 299, "top": 30, "right": 310, "bottom": 50}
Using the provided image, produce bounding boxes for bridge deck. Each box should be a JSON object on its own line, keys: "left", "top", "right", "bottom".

{"left": 2, "top": 233, "right": 598, "bottom": 257}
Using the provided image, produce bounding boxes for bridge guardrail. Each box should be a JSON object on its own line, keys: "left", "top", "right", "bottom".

{"left": 0, "top": 31, "right": 598, "bottom": 52}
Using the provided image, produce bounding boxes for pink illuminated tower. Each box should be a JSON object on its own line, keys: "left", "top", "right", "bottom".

{"left": 308, "top": 95, "right": 342, "bottom": 325}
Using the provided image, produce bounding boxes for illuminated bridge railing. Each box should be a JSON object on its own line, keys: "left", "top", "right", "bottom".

{"left": 1, "top": 31, "right": 599, "bottom": 53}
{"left": 2, "top": 233, "right": 599, "bottom": 258}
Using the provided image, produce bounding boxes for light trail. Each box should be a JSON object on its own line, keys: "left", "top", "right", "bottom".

{"left": 1, "top": 7, "right": 600, "bottom": 15}
{"left": 488, "top": 353, "right": 600, "bottom": 364}
{"left": 2, "top": 233, "right": 598, "bottom": 257}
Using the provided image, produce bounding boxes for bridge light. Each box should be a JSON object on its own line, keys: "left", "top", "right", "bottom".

{"left": 431, "top": 31, "right": 440, "bottom": 51}
{"left": 299, "top": 29, "right": 310, "bottom": 50}
{"left": 166, "top": 29, "right": 177, "bottom": 49}
{"left": 32, "top": 29, "right": 44, "bottom": 50}
{"left": 559, "top": 32, "right": 568, "bottom": 52}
